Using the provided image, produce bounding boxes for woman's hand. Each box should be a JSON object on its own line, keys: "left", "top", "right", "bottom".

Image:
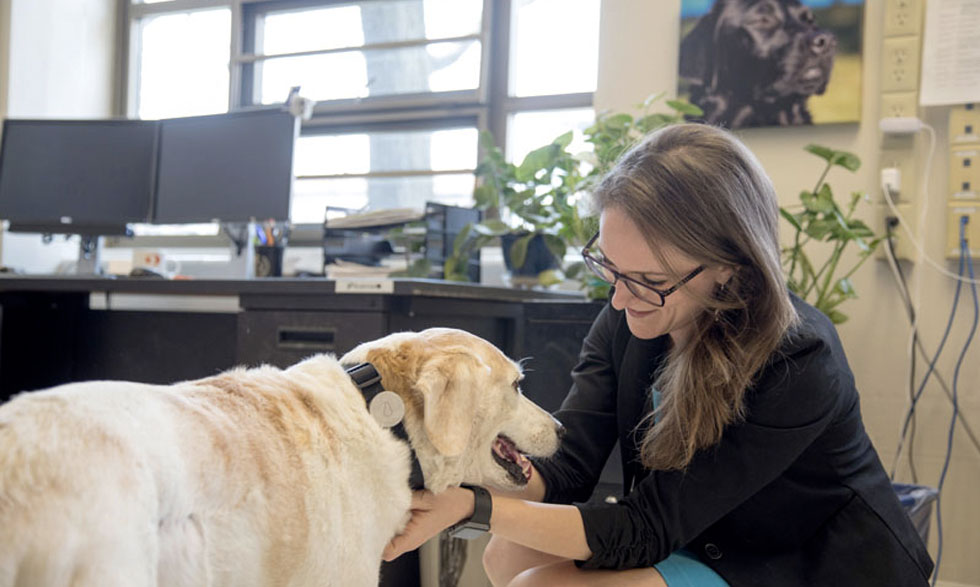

{"left": 382, "top": 487, "right": 475, "bottom": 561}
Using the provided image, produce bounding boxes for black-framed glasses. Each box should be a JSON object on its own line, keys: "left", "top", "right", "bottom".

{"left": 581, "top": 233, "right": 705, "bottom": 307}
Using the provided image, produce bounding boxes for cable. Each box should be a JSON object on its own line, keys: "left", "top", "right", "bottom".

{"left": 892, "top": 241, "right": 964, "bottom": 503}
{"left": 930, "top": 217, "right": 978, "bottom": 586}
{"left": 885, "top": 227, "right": 980, "bottom": 478}
{"left": 884, "top": 224, "right": 919, "bottom": 482}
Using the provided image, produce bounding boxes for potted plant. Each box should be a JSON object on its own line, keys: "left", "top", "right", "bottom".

{"left": 445, "top": 94, "right": 702, "bottom": 294}
{"left": 780, "top": 144, "right": 881, "bottom": 324}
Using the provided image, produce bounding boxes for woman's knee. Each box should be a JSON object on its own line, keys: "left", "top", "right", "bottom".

{"left": 482, "top": 536, "right": 522, "bottom": 585}
{"left": 483, "top": 536, "right": 564, "bottom": 587}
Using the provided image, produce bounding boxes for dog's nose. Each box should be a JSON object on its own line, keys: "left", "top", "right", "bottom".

{"left": 810, "top": 32, "right": 835, "bottom": 55}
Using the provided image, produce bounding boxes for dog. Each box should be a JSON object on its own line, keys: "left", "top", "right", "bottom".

{"left": 0, "top": 328, "right": 562, "bottom": 587}
{"left": 679, "top": 0, "right": 837, "bottom": 128}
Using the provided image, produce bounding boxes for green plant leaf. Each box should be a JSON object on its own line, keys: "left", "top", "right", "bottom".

{"left": 541, "top": 233, "right": 567, "bottom": 260}
{"left": 564, "top": 260, "right": 585, "bottom": 279}
{"left": 516, "top": 145, "right": 555, "bottom": 182}
{"left": 831, "top": 151, "right": 861, "bottom": 172}
{"left": 826, "top": 309, "right": 848, "bottom": 324}
{"left": 779, "top": 207, "right": 803, "bottom": 231}
{"left": 509, "top": 233, "right": 534, "bottom": 269}
{"left": 537, "top": 269, "right": 563, "bottom": 287}
{"left": 804, "top": 144, "right": 836, "bottom": 162}
{"left": 472, "top": 219, "right": 510, "bottom": 236}
{"left": 553, "top": 130, "right": 574, "bottom": 149}
{"left": 665, "top": 99, "right": 703, "bottom": 116}
{"left": 473, "top": 184, "right": 498, "bottom": 209}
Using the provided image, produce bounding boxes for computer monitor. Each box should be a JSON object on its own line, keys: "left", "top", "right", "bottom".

{"left": 154, "top": 109, "right": 297, "bottom": 224}
{"left": 0, "top": 119, "right": 158, "bottom": 235}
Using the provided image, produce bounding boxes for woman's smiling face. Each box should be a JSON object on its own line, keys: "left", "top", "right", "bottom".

{"left": 598, "top": 207, "right": 731, "bottom": 345}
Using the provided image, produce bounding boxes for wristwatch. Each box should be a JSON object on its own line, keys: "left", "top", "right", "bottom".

{"left": 447, "top": 485, "right": 492, "bottom": 540}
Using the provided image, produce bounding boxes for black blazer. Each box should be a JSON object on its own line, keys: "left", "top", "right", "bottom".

{"left": 533, "top": 295, "right": 933, "bottom": 586}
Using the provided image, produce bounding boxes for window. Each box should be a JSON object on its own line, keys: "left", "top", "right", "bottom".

{"left": 122, "top": 0, "right": 600, "bottom": 226}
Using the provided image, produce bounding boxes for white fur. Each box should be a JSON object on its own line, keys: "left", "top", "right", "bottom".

{"left": 0, "top": 328, "right": 560, "bottom": 587}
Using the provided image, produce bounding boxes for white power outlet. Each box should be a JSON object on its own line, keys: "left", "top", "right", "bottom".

{"left": 881, "top": 36, "right": 921, "bottom": 93}
{"left": 880, "top": 92, "right": 918, "bottom": 119}
{"left": 884, "top": 0, "right": 923, "bottom": 37}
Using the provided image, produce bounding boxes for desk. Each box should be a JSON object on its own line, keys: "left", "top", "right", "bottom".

{"left": 0, "top": 276, "right": 604, "bottom": 587}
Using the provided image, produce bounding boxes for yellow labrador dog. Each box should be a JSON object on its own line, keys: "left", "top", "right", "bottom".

{"left": 0, "top": 328, "right": 561, "bottom": 587}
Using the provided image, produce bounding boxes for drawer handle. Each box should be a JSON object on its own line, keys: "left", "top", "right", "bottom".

{"left": 277, "top": 328, "right": 336, "bottom": 349}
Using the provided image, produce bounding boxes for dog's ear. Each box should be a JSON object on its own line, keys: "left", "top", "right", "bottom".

{"left": 415, "top": 352, "right": 481, "bottom": 457}
{"left": 679, "top": 4, "right": 721, "bottom": 86}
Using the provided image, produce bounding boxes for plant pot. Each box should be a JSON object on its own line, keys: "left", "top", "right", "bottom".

{"left": 501, "top": 233, "right": 561, "bottom": 288}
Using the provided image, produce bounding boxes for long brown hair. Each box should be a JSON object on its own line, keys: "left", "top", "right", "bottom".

{"left": 592, "top": 123, "right": 798, "bottom": 470}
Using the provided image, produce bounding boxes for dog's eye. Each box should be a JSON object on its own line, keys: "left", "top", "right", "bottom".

{"left": 796, "top": 7, "right": 815, "bottom": 25}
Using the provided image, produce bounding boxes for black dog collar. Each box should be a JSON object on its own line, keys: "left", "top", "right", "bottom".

{"left": 346, "top": 362, "right": 425, "bottom": 490}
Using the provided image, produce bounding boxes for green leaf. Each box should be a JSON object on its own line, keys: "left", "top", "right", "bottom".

{"left": 537, "top": 269, "right": 563, "bottom": 287}
{"left": 452, "top": 224, "right": 472, "bottom": 254}
{"left": 564, "top": 260, "right": 585, "bottom": 279}
{"left": 800, "top": 189, "right": 834, "bottom": 214}
{"left": 479, "top": 130, "right": 498, "bottom": 151}
{"left": 826, "top": 309, "right": 848, "bottom": 324}
{"left": 472, "top": 219, "right": 510, "bottom": 236}
{"left": 830, "top": 151, "right": 861, "bottom": 172}
{"left": 805, "top": 219, "right": 837, "bottom": 240}
{"left": 473, "top": 184, "right": 498, "bottom": 209}
{"left": 516, "top": 145, "right": 555, "bottom": 182}
{"left": 665, "top": 99, "right": 703, "bottom": 116}
{"left": 553, "top": 130, "right": 574, "bottom": 149}
{"left": 804, "top": 144, "right": 835, "bottom": 162}
{"left": 780, "top": 207, "right": 803, "bottom": 231}
{"left": 834, "top": 278, "right": 856, "bottom": 299}
{"left": 509, "top": 233, "right": 534, "bottom": 269}
{"left": 541, "top": 233, "right": 567, "bottom": 261}
{"left": 642, "top": 92, "right": 665, "bottom": 108}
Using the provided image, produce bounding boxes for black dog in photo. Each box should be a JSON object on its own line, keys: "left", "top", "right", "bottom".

{"left": 679, "top": 0, "right": 837, "bottom": 128}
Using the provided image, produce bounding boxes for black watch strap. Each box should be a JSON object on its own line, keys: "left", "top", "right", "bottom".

{"left": 447, "top": 485, "right": 492, "bottom": 540}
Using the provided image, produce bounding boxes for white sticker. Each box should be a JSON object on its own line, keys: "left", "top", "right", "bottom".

{"left": 369, "top": 391, "right": 405, "bottom": 428}
{"left": 334, "top": 279, "right": 395, "bottom": 294}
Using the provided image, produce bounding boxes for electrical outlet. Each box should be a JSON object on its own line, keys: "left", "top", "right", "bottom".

{"left": 880, "top": 92, "right": 918, "bottom": 120}
{"left": 884, "top": 0, "right": 924, "bottom": 37}
{"left": 945, "top": 203, "right": 980, "bottom": 259}
{"left": 879, "top": 148, "right": 918, "bottom": 204}
{"left": 949, "top": 147, "right": 980, "bottom": 200}
{"left": 949, "top": 103, "right": 980, "bottom": 144}
{"left": 876, "top": 202, "right": 917, "bottom": 262}
{"left": 881, "top": 36, "right": 921, "bottom": 93}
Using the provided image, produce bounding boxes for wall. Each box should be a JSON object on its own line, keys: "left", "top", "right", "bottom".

{"left": 596, "top": 0, "right": 979, "bottom": 584}
{"left": 0, "top": 0, "right": 116, "bottom": 272}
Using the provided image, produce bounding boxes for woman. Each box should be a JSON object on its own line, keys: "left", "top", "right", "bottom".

{"left": 383, "top": 124, "right": 933, "bottom": 586}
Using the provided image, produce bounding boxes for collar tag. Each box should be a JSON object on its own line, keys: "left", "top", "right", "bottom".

{"left": 369, "top": 390, "right": 405, "bottom": 428}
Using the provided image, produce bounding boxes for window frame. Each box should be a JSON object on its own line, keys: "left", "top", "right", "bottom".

{"left": 115, "top": 0, "right": 595, "bottom": 239}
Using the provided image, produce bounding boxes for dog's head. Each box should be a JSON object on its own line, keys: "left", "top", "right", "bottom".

{"left": 680, "top": 0, "right": 836, "bottom": 100}
{"left": 341, "top": 328, "right": 562, "bottom": 493}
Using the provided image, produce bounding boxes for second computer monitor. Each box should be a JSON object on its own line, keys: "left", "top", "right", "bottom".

{"left": 154, "top": 109, "right": 297, "bottom": 224}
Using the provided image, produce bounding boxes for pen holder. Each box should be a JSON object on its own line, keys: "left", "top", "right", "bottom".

{"left": 255, "top": 245, "right": 284, "bottom": 277}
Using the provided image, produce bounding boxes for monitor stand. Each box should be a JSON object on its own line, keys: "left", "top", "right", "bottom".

{"left": 222, "top": 222, "right": 256, "bottom": 279}
{"left": 75, "top": 235, "right": 105, "bottom": 276}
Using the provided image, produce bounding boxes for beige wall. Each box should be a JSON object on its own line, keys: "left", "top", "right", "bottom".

{"left": 0, "top": 0, "right": 116, "bottom": 272}
{"left": 597, "top": 0, "right": 979, "bottom": 584}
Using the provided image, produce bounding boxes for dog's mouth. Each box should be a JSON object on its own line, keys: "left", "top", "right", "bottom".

{"left": 492, "top": 435, "right": 533, "bottom": 485}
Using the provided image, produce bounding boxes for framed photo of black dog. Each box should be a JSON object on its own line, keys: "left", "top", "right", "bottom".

{"left": 678, "top": 0, "right": 864, "bottom": 129}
